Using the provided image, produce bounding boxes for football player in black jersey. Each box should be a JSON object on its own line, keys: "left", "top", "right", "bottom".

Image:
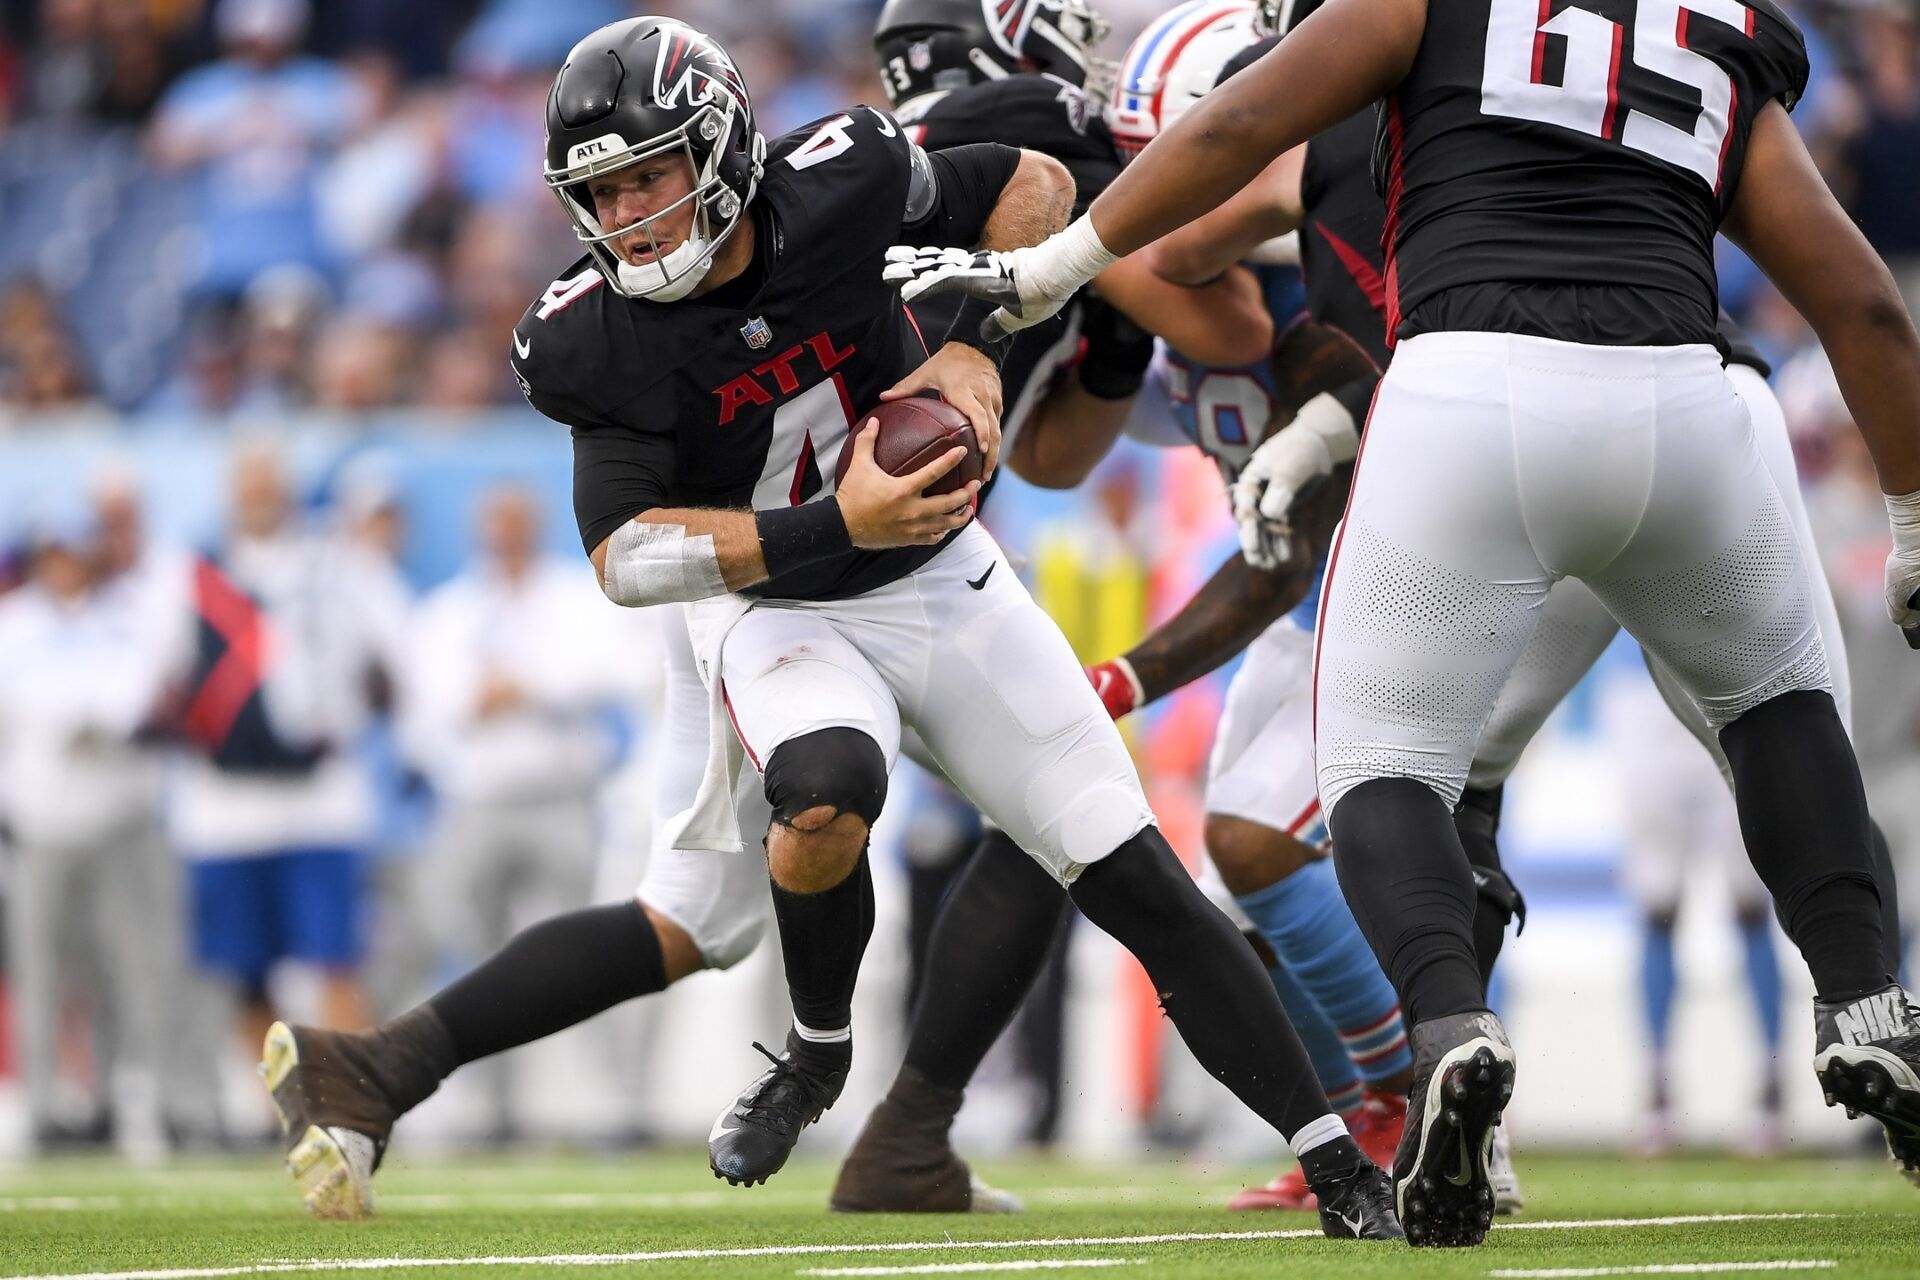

{"left": 260, "top": 14, "right": 1402, "bottom": 1240}
{"left": 892, "top": 0, "right": 1920, "bottom": 1247}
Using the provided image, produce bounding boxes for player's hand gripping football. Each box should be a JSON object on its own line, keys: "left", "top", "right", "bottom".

{"left": 1230, "top": 392, "right": 1360, "bottom": 570}
{"left": 884, "top": 342, "right": 1003, "bottom": 479}
{"left": 835, "top": 421, "right": 979, "bottom": 550}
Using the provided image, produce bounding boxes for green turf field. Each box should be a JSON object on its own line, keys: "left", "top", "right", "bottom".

{"left": 0, "top": 1150, "right": 1914, "bottom": 1278}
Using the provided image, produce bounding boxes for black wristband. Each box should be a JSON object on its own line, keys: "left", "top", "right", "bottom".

{"left": 947, "top": 294, "right": 1014, "bottom": 368}
{"left": 756, "top": 499, "right": 853, "bottom": 579}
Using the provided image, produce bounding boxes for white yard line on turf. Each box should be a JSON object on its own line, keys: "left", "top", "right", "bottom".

{"left": 0, "top": 1213, "right": 1832, "bottom": 1280}
{"left": 797, "top": 1262, "right": 1144, "bottom": 1277}
{"left": 1490, "top": 1263, "right": 1836, "bottom": 1278}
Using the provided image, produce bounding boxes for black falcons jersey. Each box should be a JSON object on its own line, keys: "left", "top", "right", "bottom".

{"left": 515, "top": 108, "right": 1016, "bottom": 602}
{"left": 900, "top": 75, "right": 1124, "bottom": 455}
{"left": 1301, "top": 108, "right": 1394, "bottom": 368}
{"left": 1376, "top": 0, "right": 1808, "bottom": 347}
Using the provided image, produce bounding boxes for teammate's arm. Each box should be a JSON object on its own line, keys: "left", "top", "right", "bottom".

{"left": 1142, "top": 147, "right": 1307, "bottom": 287}
{"left": 1724, "top": 100, "right": 1920, "bottom": 632}
{"left": 1092, "top": 258, "right": 1275, "bottom": 367}
{"left": 1091, "top": 552, "right": 1316, "bottom": 717}
{"left": 890, "top": 0, "right": 1423, "bottom": 332}
{"left": 885, "top": 147, "right": 1076, "bottom": 480}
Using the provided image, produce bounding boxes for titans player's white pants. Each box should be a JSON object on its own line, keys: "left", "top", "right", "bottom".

{"left": 1314, "top": 332, "right": 1832, "bottom": 817}
{"left": 1466, "top": 362, "right": 1853, "bottom": 792}
{"left": 718, "top": 522, "right": 1155, "bottom": 885}
{"left": 1207, "top": 620, "right": 1329, "bottom": 847}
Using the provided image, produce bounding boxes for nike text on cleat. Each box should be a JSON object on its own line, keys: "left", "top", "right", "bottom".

{"left": 1813, "top": 985, "right": 1920, "bottom": 1187}
{"left": 1394, "top": 1010, "right": 1516, "bottom": 1247}
{"left": 1313, "top": 1159, "right": 1405, "bottom": 1241}
{"left": 709, "top": 1035, "right": 847, "bottom": 1188}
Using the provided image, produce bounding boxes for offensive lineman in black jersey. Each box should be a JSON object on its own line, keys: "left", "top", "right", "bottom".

{"left": 263, "top": 13, "right": 1402, "bottom": 1239}
{"left": 892, "top": 0, "right": 1920, "bottom": 1248}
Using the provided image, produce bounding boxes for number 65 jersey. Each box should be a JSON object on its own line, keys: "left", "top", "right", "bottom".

{"left": 1378, "top": 0, "right": 1807, "bottom": 349}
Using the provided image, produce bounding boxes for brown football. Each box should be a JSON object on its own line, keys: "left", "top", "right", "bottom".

{"left": 834, "top": 397, "right": 983, "bottom": 497}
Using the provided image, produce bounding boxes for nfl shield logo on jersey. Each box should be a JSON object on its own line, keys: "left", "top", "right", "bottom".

{"left": 740, "top": 316, "right": 773, "bottom": 350}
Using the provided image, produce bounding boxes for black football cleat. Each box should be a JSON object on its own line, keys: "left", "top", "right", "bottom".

{"left": 709, "top": 1034, "right": 847, "bottom": 1187}
{"left": 1814, "top": 985, "right": 1920, "bottom": 1187}
{"left": 1313, "top": 1158, "right": 1405, "bottom": 1241}
{"left": 1394, "top": 1010, "right": 1515, "bottom": 1247}
{"left": 260, "top": 1022, "right": 394, "bottom": 1220}
{"left": 831, "top": 1067, "right": 1022, "bottom": 1213}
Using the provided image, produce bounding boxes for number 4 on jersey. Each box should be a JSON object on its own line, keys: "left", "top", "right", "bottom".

{"left": 1482, "top": 0, "right": 1755, "bottom": 188}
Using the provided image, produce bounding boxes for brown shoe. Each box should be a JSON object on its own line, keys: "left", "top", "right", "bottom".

{"left": 829, "top": 1067, "right": 1022, "bottom": 1213}
{"left": 259, "top": 1009, "right": 453, "bottom": 1220}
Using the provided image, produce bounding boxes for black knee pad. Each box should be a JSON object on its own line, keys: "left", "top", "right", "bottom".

{"left": 764, "top": 727, "right": 888, "bottom": 829}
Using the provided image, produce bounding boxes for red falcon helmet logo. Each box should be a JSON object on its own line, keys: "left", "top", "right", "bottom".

{"left": 653, "top": 25, "right": 751, "bottom": 114}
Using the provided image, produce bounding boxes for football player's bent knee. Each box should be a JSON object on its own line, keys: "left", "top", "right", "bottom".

{"left": 763, "top": 727, "right": 888, "bottom": 832}
{"left": 1204, "top": 814, "right": 1315, "bottom": 896}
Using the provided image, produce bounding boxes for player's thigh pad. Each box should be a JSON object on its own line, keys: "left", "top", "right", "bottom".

{"left": 889, "top": 526, "right": 1155, "bottom": 884}
{"left": 1468, "top": 578, "right": 1620, "bottom": 790}
{"left": 1579, "top": 353, "right": 1831, "bottom": 731}
{"left": 1314, "top": 334, "right": 1553, "bottom": 817}
{"left": 1207, "top": 621, "right": 1327, "bottom": 844}
{"left": 719, "top": 605, "right": 902, "bottom": 776}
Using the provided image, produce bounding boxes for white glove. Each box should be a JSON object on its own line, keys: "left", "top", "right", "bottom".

{"left": 883, "top": 215, "right": 1118, "bottom": 340}
{"left": 1886, "top": 488, "right": 1920, "bottom": 642}
{"left": 1229, "top": 391, "right": 1360, "bottom": 570}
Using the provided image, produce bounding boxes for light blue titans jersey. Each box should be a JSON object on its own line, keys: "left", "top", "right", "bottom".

{"left": 1160, "top": 267, "right": 1324, "bottom": 630}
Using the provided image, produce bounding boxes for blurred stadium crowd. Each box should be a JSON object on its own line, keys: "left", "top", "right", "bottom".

{"left": 0, "top": 0, "right": 1916, "bottom": 1162}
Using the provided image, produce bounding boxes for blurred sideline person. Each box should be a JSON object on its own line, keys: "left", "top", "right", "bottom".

{"left": 403, "top": 486, "right": 634, "bottom": 1140}
{"left": 1602, "top": 669, "right": 1785, "bottom": 1156}
{"left": 0, "top": 503, "right": 182, "bottom": 1157}
{"left": 172, "top": 442, "right": 408, "bottom": 1063}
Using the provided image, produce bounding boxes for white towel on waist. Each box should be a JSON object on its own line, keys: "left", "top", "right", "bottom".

{"left": 659, "top": 593, "right": 754, "bottom": 855}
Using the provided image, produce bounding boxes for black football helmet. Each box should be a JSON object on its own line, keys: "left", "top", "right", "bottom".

{"left": 872, "top": 0, "right": 1114, "bottom": 109}
{"left": 544, "top": 17, "right": 766, "bottom": 301}
{"left": 1253, "top": 0, "right": 1326, "bottom": 37}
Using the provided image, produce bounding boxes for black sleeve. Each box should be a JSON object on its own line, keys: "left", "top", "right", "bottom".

{"left": 572, "top": 423, "right": 676, "bottom": 555}
{"left": 907, "top": 142, "right": 1023, "bottom": 248}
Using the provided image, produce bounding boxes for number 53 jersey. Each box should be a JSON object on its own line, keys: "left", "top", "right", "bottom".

{"left": 1378, "top": 0, "right": 1807, "bottom": 348}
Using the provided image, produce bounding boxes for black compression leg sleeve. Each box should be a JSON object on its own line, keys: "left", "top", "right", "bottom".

{"left": 1870, "top": 819, "right": 1904, "bottom": 977}
{"left": 903, "top": 828, "right": 1070, "bottom": 1091}
{"left": 1069, "top": 827, "right": 1331, "bottom": 1142}
{"left": 1330, "top": 777, "right": 1487, "bottom": 1026}
{"left": 1456, "top": 784, "right": 1517, "bottom": 984}
{"left": 1720, "top": 690, "right": 1891, "bottom": 1002}
{"left": 771, "top": 850, "right": 876, "bottom": 1053}
{"left": 428, "top": 899, "right": 667, "bottom": 1065}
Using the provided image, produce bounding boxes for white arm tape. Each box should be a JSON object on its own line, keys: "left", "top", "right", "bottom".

{"left": 1891, "top": 487, "right": 1920, "bottom": 556}
{"left": 601, "top": 518, "right": 729, "bottom": 608}
{"left": 1019, "top": 214, "right": 1121, "bottom": 303}
{"left": 1244, "top": 231, "right": 1301, "bottom": 266}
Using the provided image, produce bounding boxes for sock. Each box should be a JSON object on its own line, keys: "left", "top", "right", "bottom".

{"left": 428, "top": 899, "right": 666, "bottom": 1066}
{"left": 1720, "top": 690, "right": 1890, "bottom": 1001}
{"left": 1738, "top": 914, "right": 1785, "bottom": 1052}
{"left": 1869, "top": 820, "right": 1904, "bottom": 978}
{"left": 1069, "top": 827, "right": 1331, "bottom": 1141}
{"left": 771, "top": 849, "right": 875, "bottom": 1070}
{"left": 1262, "top": 951, "right": 1365, "bottom": 1115}
{"left": 1328, "top": 778, "right": 1486, "bottom": 1025}
{"left": 902, "top": 829, "right": 1071, "bottom": 1091}
{"left": 1456, "top": 784, "right": 1515, "bottom": 983}
{"left": 1640, "top": 919, "right": 1676, "bottom": 1053}
{"left": 1237, "top": 860, "right": 1411, "bottom": 1084}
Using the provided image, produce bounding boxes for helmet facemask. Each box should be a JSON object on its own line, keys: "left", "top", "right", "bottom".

{"left": 546, "top": 91, "right": 763, "bottom": 303}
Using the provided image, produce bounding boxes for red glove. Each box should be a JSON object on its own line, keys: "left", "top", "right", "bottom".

{"left": 1086, "top": 657, "right": 1145, "bottom": 721}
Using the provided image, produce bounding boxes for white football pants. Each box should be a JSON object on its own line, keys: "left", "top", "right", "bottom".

{"left": 1315, "top": 332, "right": 1831, "bottom": 817}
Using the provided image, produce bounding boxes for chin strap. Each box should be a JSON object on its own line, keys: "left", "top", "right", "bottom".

{"left": 621, "top": 233, "right": 716, "bottom": 302}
